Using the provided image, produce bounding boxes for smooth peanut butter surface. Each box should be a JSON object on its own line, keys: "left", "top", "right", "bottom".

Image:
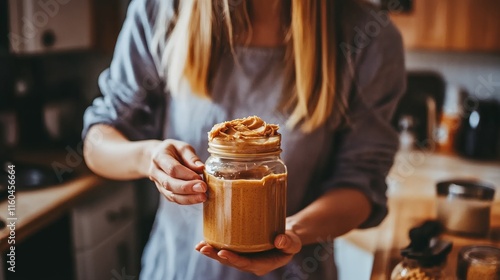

{"left": 203, "top": 173, "right": 287, "bottom": 253}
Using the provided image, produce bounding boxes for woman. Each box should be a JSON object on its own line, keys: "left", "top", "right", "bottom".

{"left": 83, "top": 0, "right": 405, "bottom": 278}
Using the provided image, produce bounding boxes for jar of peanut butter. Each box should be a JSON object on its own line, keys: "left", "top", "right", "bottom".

{"left": 203, "top": 116, "right": 287, "bottom": 253}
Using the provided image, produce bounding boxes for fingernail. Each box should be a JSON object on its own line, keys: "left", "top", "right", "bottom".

{"left": 201, "top": 250, "right": 210, "bottom": 255}
{"left": 278, "top": 235, "right": 287, "bottom": 248}
{"left": 218, "top": 254, "right": 228, "bottom": 260}
{"left": 193, "top": 183, "right": 205, "bottom": 193}
{"left": 195, "top": 161, "right": 204, "bottom": 167}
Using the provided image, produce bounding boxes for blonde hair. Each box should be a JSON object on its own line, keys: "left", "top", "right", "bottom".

{"left": 152, "top": 0, "right": 337, "bottom": 132}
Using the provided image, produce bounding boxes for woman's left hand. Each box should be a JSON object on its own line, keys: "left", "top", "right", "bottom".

{"left": 195, "top": 230, "right": 302, "bottom": 276}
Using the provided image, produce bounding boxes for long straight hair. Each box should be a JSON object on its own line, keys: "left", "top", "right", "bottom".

{"left": 152, "top": 0, "right": 337, "bottom": 132}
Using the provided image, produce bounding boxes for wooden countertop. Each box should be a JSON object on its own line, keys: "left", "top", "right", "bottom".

{"left": 387, "top": 151, "right": 500, "bottom": 199}
{"left": 0, "top": 171, "right": 106, "bottom": 252}
{"left": 337, "top": 151, "right": 500, "bottom": 280}
{"left": 369, "top": 197, "right": 500, "bottom": 279}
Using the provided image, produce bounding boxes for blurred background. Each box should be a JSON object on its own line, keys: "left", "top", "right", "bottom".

{"left": 0, "top": 0, "right": 499, "bottom": 279}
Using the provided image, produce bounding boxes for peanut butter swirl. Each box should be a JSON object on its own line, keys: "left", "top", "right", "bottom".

{"left": 207, "top": 116, "right": 281, "bottom": 155}
{"left": 208, "top": 116, "right": 279, "bottom": 141}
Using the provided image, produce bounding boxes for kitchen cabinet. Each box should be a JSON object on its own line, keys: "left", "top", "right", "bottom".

{"left": 390, "top": 0, "right": 500, "bottom": 52}
{"left": 7, "top": 0, "right": 126, "bottom": 54}
{"left": 389, "top": 1, "right": 448, "bottom": 50}
{"left": 8, "top": 0, "right": 93, "bottom": 54}
{"left": 445, "top": 0, "right": 500, "bottom": 51}
{"left": 72, "top": 182, "right": 139, "bottom": 280}
{"left": 0, "top": 147, "right": 144, "bottom": 279}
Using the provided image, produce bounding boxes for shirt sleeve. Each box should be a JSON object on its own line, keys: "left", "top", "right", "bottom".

{"left": 320, "top": 20, "right": 406, "bottom": 228}
{"left": 82, "top": 0, "right": 167, "bottom": 141}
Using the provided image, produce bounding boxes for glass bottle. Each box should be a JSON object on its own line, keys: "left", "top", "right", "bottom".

{"left": 398, "top": 115, "right": 416, "bottom": 151}
{"left": 203, "top": 134, "right": 287, "bottom": 253}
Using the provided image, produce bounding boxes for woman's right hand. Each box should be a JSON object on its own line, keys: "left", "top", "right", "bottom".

{"left": 145, "top": 139, "right": 207, "bottom": 205}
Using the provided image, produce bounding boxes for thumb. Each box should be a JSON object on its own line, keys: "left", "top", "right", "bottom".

{"left": 275, "top": 231, "right": 302, "bottom": 254}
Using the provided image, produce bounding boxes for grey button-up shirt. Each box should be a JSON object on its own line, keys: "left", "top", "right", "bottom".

{"left": 83, "top": 0, "right": 406, "bottom": 279}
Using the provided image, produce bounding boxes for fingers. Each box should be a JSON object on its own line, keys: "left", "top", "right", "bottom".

{"left": 155, "top": 184, "right": 206, "bottom": 205}
{"left": 173, "top": 142, "right": 205, "bottom": 172}
{"left": 194, "top": 241, "right": 207, "bottom": 251}
{"left": 151, "top": 171, "right": 207, "bottom": 204}
{"left": 147, "top": 139, "right": 209, "bottom": 205}
{"left": 194, "top": 242, "right": 265, "bottom": 277}
{"left": 217, "top": 250, "right": 251, "bottom": 269}
{"left": 150, "top": 167, "right": 206, "bottom": 195}
{"left": 154, "top": 152, "right": 202, "bottom": 181}
{"left": 196, "top": 243, "right": 223, "bottom": 261}
{"left": 274, "top": 231, "right": 302, "bottom": 255}
{"left": 161, "top": 140, "right": 204, "bottom": 173}
{"left": 195, "top": 242, "right": 242, "bottom": 267}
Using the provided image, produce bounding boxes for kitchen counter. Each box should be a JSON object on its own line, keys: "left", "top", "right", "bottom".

{"left": 369, "top": 197, "right": 500, "bottom": 279}
{"left": 0, "top": 150, "right": 140, "bottom": 280}
{"left": 336, "top": 151, "right": 500, "bottom": 280}
{"left": 0, "top": 170, "right": 106, "bottom": 252}
{"left": 2, "top": 149, "right": 499, "bottom": 278}
{"left": 387, "top": 151, "right": 500, "bottom": 199}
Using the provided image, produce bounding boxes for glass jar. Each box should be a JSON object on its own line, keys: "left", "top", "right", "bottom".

{"left": 457, "top": 245, "right": 500, "bottom": 280}
{"left": 391, "top": 258, "right": 447, "bottom": 280}
{"left": 436, "top": 180, "right": 495, "bottom": 236}
{"left": 203, "top": 134, "right": 287, "bottom": 253}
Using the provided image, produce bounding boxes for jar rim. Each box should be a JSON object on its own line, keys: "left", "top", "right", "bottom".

{"left": 462, "top": 246, "right": 500, "bottom": 265}
{"left": 208, "top": 134, "right": 282, "bottom": 157}
{"left": 436, "top": 180, "right": 495, "bottom": 201}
